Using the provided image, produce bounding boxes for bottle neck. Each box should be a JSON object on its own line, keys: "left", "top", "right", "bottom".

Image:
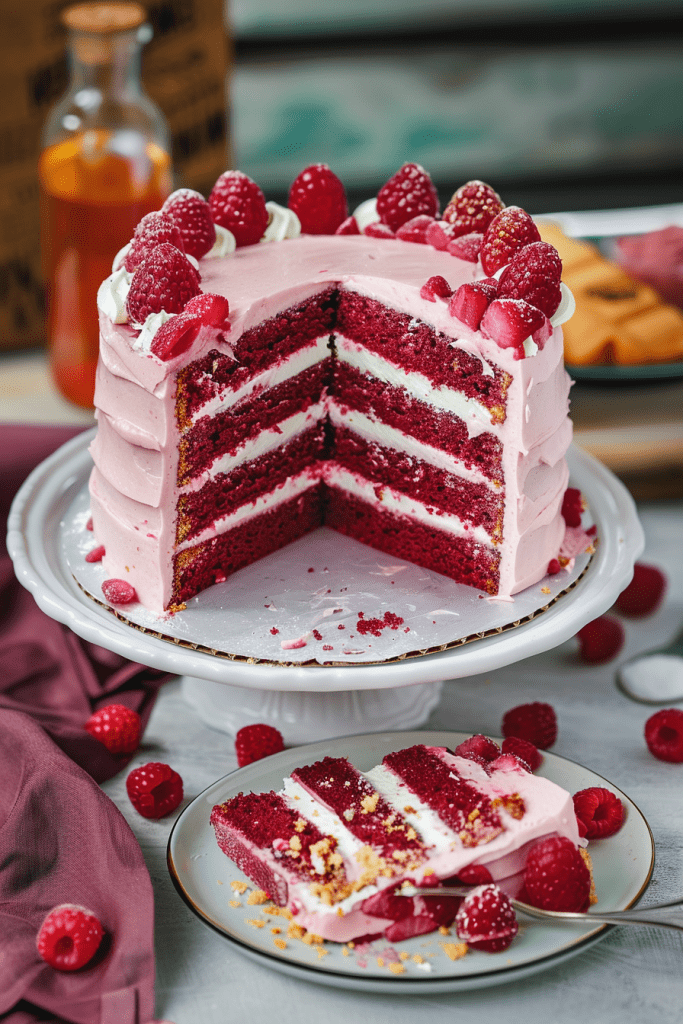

{"left": 68, "top": 30, "right": 143, "bottom": 100}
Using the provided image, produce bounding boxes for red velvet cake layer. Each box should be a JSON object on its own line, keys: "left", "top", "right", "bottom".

{"left": 172, "top": 485, "right": 323, "bottom": 606}
{"left": 177, "top": 360, "right": 331, "bottom": 485}
{"left": 331, "top": 426, "right": 504, "bottom": 537}
{"left": 332, "top": 363, "right": 503, "bottom": 482}
{"left": 324, "top": 485, "right": 500, "bottom": 593}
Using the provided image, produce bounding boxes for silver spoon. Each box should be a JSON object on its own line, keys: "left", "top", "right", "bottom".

{"left": 397, "top": 885, "right": 683, "bottom": 932}
{"left": 616, "top": 625, "right": 683, "bottom": 705}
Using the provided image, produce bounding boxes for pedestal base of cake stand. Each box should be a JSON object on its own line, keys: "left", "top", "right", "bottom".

{"left": 179, "top": 676, "right": 443, "bottom": 743}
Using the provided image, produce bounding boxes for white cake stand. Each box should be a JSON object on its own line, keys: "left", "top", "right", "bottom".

{"left": 8, "top": 432, "right": 643, "bottom": 742}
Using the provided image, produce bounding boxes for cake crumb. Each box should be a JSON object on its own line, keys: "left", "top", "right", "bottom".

{"left": 376, "top": 957, "right": 385, "bottom": 967}
{"left": 287, "top": 923, "right": 306, "bottom": 940}
{"left": 229, "top": 900, "right": 241, "bottom": 908}
{"left": 439, "top": 926, "right": 450, "bottom": 935}
{"left": 230, "top": 880, "right": 248, "bottom": 894}
{"left": 247, "top": 919, "right": 265, "bottom": 929}
{"left": 347, "top": 941, "right": 355, "bottom": 949}
{"left": 342, "top": 946, "right": 350, "bottom": 956}
{"left": 274, "top": 938, "right": 287, "bottom": 950}
{"left": 541, "top": 586, "right": 551, "bottom": 594}
{"left": 412, "top": 953, "right": 425, "bottom": 964}
{"left": 247, "top": 889, "right": 269, "bottom": 905}
{"left": 361, "top": 792, "right": 380, "bottom": 814}
{"left": 399, "top": 950, "right": 410, "bottom": 961}
{"left": 440, "top": 941, "right": 468, "bottom": 961}
{"left": 217, "top": 879, "right": 223, "bottom": 885}
{"left": 579, "top": 847, "right": 598, "bottom": 905}
{"left": 315, "top": 945, "right": 329, "bottom": 959}
{"left": 389, "top": 962, "right": 406, "bottom": 975}
{"left": 271, "top": 927, "right": 281, "bottom": 934}
{"left": 294, "top": 818, "right": 306, "bottom": 832}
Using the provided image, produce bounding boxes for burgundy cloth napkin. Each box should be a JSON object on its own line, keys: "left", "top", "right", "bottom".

{"left": 1, "top": 424, "right": 171, "bottom": 1023}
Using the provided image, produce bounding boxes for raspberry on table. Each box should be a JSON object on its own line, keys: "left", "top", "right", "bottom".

{"left": 501, "top": 736, "right": 542, "bottom": 771}
{"left": 209, "top": 170, "right": 269, "bottom": 247}
{"left": 480, "top": 206, "right": 541, "bottom": 277}
{"left": 335, "top": 215, "right": 360, "bottom": 235}
{"left": 126, "top": 762, "right": 184, "bottom": 818}
{"left": 288, "top": 164, "right": 348, "bottom": 234}
{"left": 124, "top": 211, "right": 185, "bottom": 272}
{"left": 125, "top": 243, "right": 201, "bottom": 325}
{"left": 573, "top": 787, "right": 625, "bottom": 839}
{"left": 502, "top": 701, "right": 557, "bottom": 749}
{"left": 497, "top": 241, "right": 563, "bottom": 317}
{"left": 442, "top": 180, "right": 504, "bottom": 235}
{"left": 37, "top": 904, "right": 104, "bottom": 972}
{"left": 101, "top": 578, "right": 137, "bottom": 605}
{"left": 420, "top": 275, "right": 452, "bottom": 302}
{"left": 449, "top": 278, "right": 498, "bottom": 330}
{"left": 645, "top": 708, "right": 683, "bottom": 763}
{"left": 376, "top": 163, "right": 439, "bottom": 232}
{"left": 162, "top": 188, "right": 216, "bottom": 258}
{"left": 524, "top": 836, "right": 591, "bottom": 912}
{"left": 615, "top": 563, "right": 667, "bottom": 617}
{"left": 455, "top": 884, "right": 518, "bottom": 953}
{"left": 395, "top": 214, "right": 435, "bottom": 243}
{"left": 576, "top": 615, "right": 625, "bottom": 664}
{"left": 235, "top": 723, "right": 285, "bottom": 767}
{"left": 480, "top": 297, "right": 551, "bottom": 358}
{"left": 84, "top": 703, "right": 141, "bottom": 754}
{"left": 453, "top": 734, "right": 500, "bottom": 763}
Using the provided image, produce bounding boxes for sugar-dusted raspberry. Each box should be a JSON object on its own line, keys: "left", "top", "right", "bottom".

{"left": 449, "top": 278, "right": 498, "bottom": 330}
{"left": 364, "top": 221, "right": 395, "bottom": 239}
{"left": 645, "top": 708, "right": 683, "bottom": 763}
{"left": 480, "top": 297, "right": 551, "bottom": 358}
{"left": 395, "top": 214, "right": 435, "bottom": 243}
{"left": 124, "top": 211, "right": 185, "bottom": 272}
{"left": 576, "top": 615, "right": 625, "bottom": 664}
{"left": 209, "top": 170, "right": 269, "bottom": 247}
{"left": 501, "top": 736, "right": 542, "bottom": 771}
{"left": 615, "top": 563, "right": 667, "bottom": 617}
{"left": 85, "top": 703, "right": 141, "bottom": 754}
{"left": 456, "top": 863, "right": 493, "bottom": 886}
{"left": 497, "top": 241, "right": 563, "bottom": 317}
{"left": 447, "top": 232, "right": 483, "bottom": 262}
{"left": 288, "top": 163, "right": 348, "bottom": 234}
{"left": 487, "top": 752, "right": 531, "bottom": 773}
{"left": 376, "top": 162, "right": 439, "bottom": 232}
{"left": 442, "top": 180, "right": 504, "bottom": 235}
{"left": 184, "top": 292, "right": 231, "bottom": 328}
{"left": 453, "top": 734, "right": 500, "bottom": 763}
{"left": 480, "top": 206, "right": 541, "bottom": 277}
{"left": 37, "top": 904, "right": 104, "bottom": 971}
{"left": 547, "top": 558, "right": 561, "bottom": 575}
{"left": 126, "top": 761, "right": 184, "bottom": 818}
{"left": 126, "top": 243, "right": 201, "bottom": 325}
{"left": 502, "top": 701, "right": 557, "bottom": 749}
{"left": 235, "top": 723, "right": 285, "bottom": 767}
{"left": 162, "top": 188, "right": 216, "bottom": 259}
{"left": 85, "top": 545, "right": 105, "bottom": 563}
{"left": 101, "top": 578, "right": 137, "bottom": 605}
{"left": 150, "top": 311, "right": 202, "bottom": 361}
{"left": 455, "top": 884, "right": 518, "bottom": 953}
{"left": 335, "top": 215, "right": 360, "bottom": 235}
{"left": 425, "top": 220, "right": 459, "bottom": 251}
{"left": 561, "top": 487, "right": 583, "bottom": 527}
{"left": 573, "top": 787, "right": 625, "bottom": 839}
{"left": 420, "top": 275, "right": 452, "bottom": 302}
{"left": 524, "top": 836, "right": 591, "bottom": 912}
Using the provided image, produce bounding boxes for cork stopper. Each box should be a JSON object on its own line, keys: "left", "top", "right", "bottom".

{"left": 62, "top": 2, "right": 146, "bottom": 35}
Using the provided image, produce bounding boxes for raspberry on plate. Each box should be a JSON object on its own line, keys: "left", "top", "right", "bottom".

{"left": 455, "top": 884, "right": 518, "bottom": 953}
{"left": 573, "top": 787, "right": 625, "bottom": 839}
{"left": 420, "top": 275, "right": 452, "bottom": 302}
{"left": 85, "top": 544, "right": 105, "bottom": 563}
{"left": 645, "top": 708, "right": 683, "bottom": 763}
{"left": 162, "top": 188, "right": 216, "bottom": 259}
{"left": 453, "top": 734, "right": 500, "bottom": 763}
{"left": 480, "top": 297, "right": 551, "bottom": 358}
{"left": 209, "top": 170, "right": 269, "bottom": 247}
{"left": 448, "top": 278, "right": 498, "bottom": 330}
{"left": 84, "top": 703, "right": 141, "bottom": 754}
{"left": 125, "top": 243, "right": 201, "bottom": 325}
{"left": 576, "top": 615, "right": 625, "bottom": 664}
{"left": 235, "top": 723, "right": 285, "bottom": 767}
{"left": 501, "top": 735, "right": 542, "bottom": 771}
{"left": 37, "top": 904, "right": 104, "bottom": 972}
{"left": 442, "top": 179, "right": 504, "bottom": 235}
{"left": 376, "top": 162, "right": 439, "bottom": 232}
{"left": 126, "top": 762, "right": 184, "bottom": 818}
{"left": 561, "top": 486, "right": 583, "bottom": 527}
{"left": 615, "top": 563, "right": 667, "bottom": 617}
{"left": 502, "top": 701, "right": 557, "bottom": 748}
{"left": 101, "top": 578, "right": 137, "bottom": 605}
{"left": 480, "top": 206, "right": 541, "bottom": 277}
{"left": 497, "top": 241, "right": 563, "bottom": 317}
{"left": 455, "top": 863, "right": 493, "bottom": 886}
{"left": 524, "top": 836, "right": 591, "bottom": 912}
{"left": 288, "top": 163, "right": 348, "bottom": 235}
{"left": 123, "top": 211, "right": 185, "bottom": 272}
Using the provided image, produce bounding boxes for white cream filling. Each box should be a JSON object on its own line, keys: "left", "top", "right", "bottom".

{"left": 364, "top": 764, "right": 459, "bottom": 854}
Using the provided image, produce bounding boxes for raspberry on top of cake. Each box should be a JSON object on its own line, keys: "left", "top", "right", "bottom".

{"left": 89, "top": 164, "right": 577, "bottom": 613}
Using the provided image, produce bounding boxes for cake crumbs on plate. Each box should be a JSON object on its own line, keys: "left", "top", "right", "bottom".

{"left": 376, "top": 957, "right": 385, "bottom": 967}
{"left": 342, "top": 946, "right": 350, "bottom": 956}
{"left": 412, "top": 953, "right": 425, "bottom": 964}
{"left": 271, "top": 927, "right": 281, "bottom": 934}
{"left": 228, "top": 899, "right": 241, "bottom": 908}
{"left": 246, "top": 918, "right": 265, "bottom": 929}
{"left": 440, "top": 941, "right": 468, "bottom": 961}
{"left": 273, "top": 938, "right": 287, "bottom": 950}
{"left": 438, "top": 925, "right": 451, "bottom": 935}
{"left": 399, "top": 950, "right": 410, "bottom": 961}
{"left": 388, "top": 962, "right": 406, "bottom": 975}
{"left": 541, "top": 586, "right": 551, "bottom": 594}
{"left": 230, "top": 880, "right": 248, "bottom": 894}
{"left": 246, "top": 889, "right": 269, "bottom": 905}
{"left": 315, "top": 945, "right": 329, "bottom": 959}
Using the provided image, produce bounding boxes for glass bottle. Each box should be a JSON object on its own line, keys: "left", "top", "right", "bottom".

{"left": 39, "top": 2, "right": 172, "bottom": 408}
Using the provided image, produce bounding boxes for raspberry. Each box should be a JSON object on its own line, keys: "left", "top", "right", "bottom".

{"left": 84, "top": 703, "right": 141, "bottom": 755}
{"left": 101, "top": 578, "right": 137, "bottom": 605}
{"left": 376, "top": 162, "right": 439, "bottom": 232}
{"left": 480, "top": 297, "right": 551, "bottom": 358}
{"left": 124, "top": 211, "right": 185, "bottom": 272}
{"left": 86, "top": 517, "right": 93, "bottom": 530}
{"left": 335, "top": 215, "right": 360, "bottom": 235}
{"left": 288, "top": 163, "right": 347, "bottom": 234}
{"left": 573, "top": 787, "right": 624, "bottom": 839}
{"left": 395, "top": 214, "right": 435, "bottom": 243}
{"left": 456, "top": 863, "right": 493, "bottom": 886}
{"left": 561, "top": 487, "right": 583, "bottom": 527}
{"left": 425, "top": 220, "right": 459, "bottom": 251}
{"left": 453, "top": 734, "right": 500, "bottom": 762}
{"left": 524, "top": 836, "right": 591, "bottom": 912}
{"left": 645, "top": 708, "right": 683, "bottom": 763}
{"left": 36, "top": 904, "right": 104, "bottom": 971}
{"left": 501, "top": 736, "right": 542, "bottom": 771}
{"left": 150, "top": 311, "right": 202, "bottom": 361}
{"left": 615, "top": 563, "right": 667, "bottom": 617}
{"left": 126, "top": 243, "right": 201, "bottom": 325}
{"left": 420, "top": 275, "right": 452, "bottom": 302}
{"left": 449, "top": 278, "right": 498, "bottom": 330}
{"left": 363, "top": 222, "right": 395, "bottom": 239}
{"left": 85, "top": 545, "right": 105, "bottom": 563}
{"left": 576, "top": 615, "right": 625, "bottom": 664}
{"left": 209, "top": 170, "right": 269, "bottom": 247}
{"left": 162, "top": 188, "right": 216, "bottom": 259}
{"left": 126, "top": 762, "right": 184, "bottom": 818}
{"left": 184, "top": 292, "right": 231, "bottom": 327}
{"left": 547, "top": 558, "right": 561, "bottom": 575}
{"left": 502, "top": 701, "right": 557, "bottom": 748}
{"left": 447, "top": 232, "right": 483, "bottom": 262}
{"left": 497, "top": 241, "right": 563, "bottom": 317}
{"left": 235, "top": 723, "right": 285, "bottom": 767}
{"left": 455, "top": 884, "right": 518, "bottom": 953}
{"left": 480, "top": 206, "right": 541, "bottom": 277}
{"left": 442, "top": 180, "right": 504, "bottom": 235}
{"left": 487, "top": 752, "right": 530, "bottom": 773}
